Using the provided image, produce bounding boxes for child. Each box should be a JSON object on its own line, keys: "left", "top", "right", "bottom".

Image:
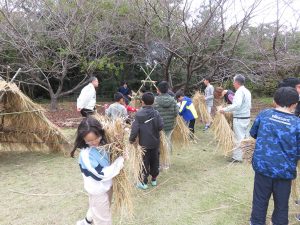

{"left": 203, "top": 77, "right": 214, "bottom": 130}
{"left": 105, "top": 92, "right": 128, "bottom": 120}
{"left": 175, "top": 89, "right": 198, "bottom": 134}
{"left": 249, "top": 87, "right": 300, "bottom": 225}
{"left": 129, "top": 92, "right": 164, "bottom": 190}
{"left": 71, "top": 117, "right": 125, "bottom": 225}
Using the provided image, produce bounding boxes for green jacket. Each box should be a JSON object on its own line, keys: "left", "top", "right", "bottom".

{"left": 154, "top": 94, "right": 178, "bottom": 132}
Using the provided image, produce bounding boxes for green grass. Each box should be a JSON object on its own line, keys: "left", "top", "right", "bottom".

{"left": 0, "top": 128, "right": 298, "bottom": 225}
{"left": 255, "top": 97, "right": 273, "bottom": 105}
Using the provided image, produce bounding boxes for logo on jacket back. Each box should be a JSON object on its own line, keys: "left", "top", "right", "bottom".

{"left": 270, "top": 114, "right": 291, "bottom": 125}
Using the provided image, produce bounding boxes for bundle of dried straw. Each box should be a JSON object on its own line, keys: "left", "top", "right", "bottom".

{"left": 211, "top": 112, "right": 235, "bottom": 156}
{"left": 171, "top": 116, "right": 191, "bottom": 148}
{"left": 240, "top": 138, "right": 256, "bottom": 163}
{"left": 192, "top": 91, "right": 212, "bottom": 124}
{"left": 160, "top": 131, "right": 170, "bottom": 168}
{"left": 0, "top": 81, "right": 70, "bottom": 153}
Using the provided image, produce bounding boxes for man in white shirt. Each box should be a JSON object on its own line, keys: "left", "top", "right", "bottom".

{"left": 77, "top": 77, "right": 99, "bottom": 117}
{"left": 220, "top": 74, "right": 252, "bottom": 162}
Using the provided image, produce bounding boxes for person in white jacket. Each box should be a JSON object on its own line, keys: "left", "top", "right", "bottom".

{"left": 220, "top": 74, "right": 252, "bottom": 162}
{"left": 71, "top": 117, "right": 126, "bottom": 225}
{"left": 77, "top": 77, "right": 99, "bottom": 117}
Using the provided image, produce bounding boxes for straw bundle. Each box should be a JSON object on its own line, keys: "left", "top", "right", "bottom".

{"left": 100, "top": 118, "right": 133, "bottom": 218}
{"left": 224, "top": 112, "right": 233, "bottom": 128}
{"left": 159, "top": 131, "right": 170, "bottom": 168}
{"left": 171, "top": 116, "right": 191, "bottom": 148}
{"left": 240, "top": 138, "right": 256, "bottom": 163}
{"left": 211, "top": 112, "right": 235, "bottom": 156}
{"left": 0, "top": 81, "right": 70, "bottom": 153}
{"left": 192, "top": 91, "right": 212, "bottom": 124}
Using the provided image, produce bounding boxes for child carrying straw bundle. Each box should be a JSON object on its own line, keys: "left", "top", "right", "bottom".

{"left": 129, "top": 92, "right": 164, "bottom": 190}
{"left": 71, "top": 117, "right": 126, "bottom": 225}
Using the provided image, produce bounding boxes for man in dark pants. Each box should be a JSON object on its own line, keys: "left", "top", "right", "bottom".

{"left": 129, "top": 92, "right": 164, "bottom": 190}
{"left": 249, "top": 87, "right": 300, "bottom": 225}
{"left": 77, "top": 77, "right": 99, "bottom": 117}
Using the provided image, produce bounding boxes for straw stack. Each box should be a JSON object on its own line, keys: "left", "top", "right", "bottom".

{"left": 101, "top": 118, "right": 133, "bottom": 218}
{"left": 160, "top": 131, "right": 170, "bottom": 168}
{"left": 240, "top": 138, "right": 256, "bottom": 163}
{"left": 171, "top": 116, "right": 191, "bottom": 148}
{"left": 192, "top": 91, "right": 212, "bottom": 124}
{"left": 0, "top": 81, "right": 70, "bottom": 153}
{"left": 211, "top": 111, "right": 235, "bottom": 156}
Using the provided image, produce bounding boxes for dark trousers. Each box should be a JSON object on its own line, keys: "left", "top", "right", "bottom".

{"left": 250, "top": 172, "right": 291, "bottom": 225}
{"left": 142, "top": 148, "right": 159, "bottom": 184}
{"left": 188, "top": 119, "right": 196, "bottom": 133}
{"left": 80, "top": 108, "right": 94, "bottom": 117}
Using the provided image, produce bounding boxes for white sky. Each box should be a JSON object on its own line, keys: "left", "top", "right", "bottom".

{"left": 190, "top": 0, "right": 300, "bottom": 30}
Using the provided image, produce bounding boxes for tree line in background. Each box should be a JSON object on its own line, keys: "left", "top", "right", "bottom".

{"left": 0, "top": 0, "right": 299, "bottom": 110}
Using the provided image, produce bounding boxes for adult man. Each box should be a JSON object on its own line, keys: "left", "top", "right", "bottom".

{"left": 220, "top": 74, "right": 252, "bottom": 162}
{"left": 203, "top": 77, "right": 214, "bottom": 130}
{"left": 154, "top": 81, "right": 178, "bottom": 156}
{"left": 77, "top": 76, "right": 99, "bottom": 117}
{"left": 278, "top": 77, "right": 300, "bottom": 117}
{"left": 118, "top": 81, "right": 132, "bottom": 105}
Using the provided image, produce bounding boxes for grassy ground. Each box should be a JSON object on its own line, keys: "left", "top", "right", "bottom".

{"left": 0, "top": 128, "right": 298, "bottom": 225}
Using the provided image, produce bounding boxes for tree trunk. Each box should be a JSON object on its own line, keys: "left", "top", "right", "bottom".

{"left": 49, "top": 95, "right": 58, "bottom": 111}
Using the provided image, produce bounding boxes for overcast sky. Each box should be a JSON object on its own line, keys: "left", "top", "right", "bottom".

{"left": 190, "top": 0, "right": 300, "bottom": 30}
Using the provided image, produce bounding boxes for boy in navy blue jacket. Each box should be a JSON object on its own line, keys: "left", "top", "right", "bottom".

{"left": 250, "top": 87, "right": 300, "bottom": 225}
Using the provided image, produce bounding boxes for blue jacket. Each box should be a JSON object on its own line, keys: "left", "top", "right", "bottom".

{"left": 250, "top": 109, "right": 300, "bottom": 180}
{"left": 178, "top": 96, "right": 198, "bottom": 122}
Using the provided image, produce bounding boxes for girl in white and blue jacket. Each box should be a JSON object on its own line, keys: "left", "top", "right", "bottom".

{"left": 71, "top": 117, "right": 125, "bottom": 225}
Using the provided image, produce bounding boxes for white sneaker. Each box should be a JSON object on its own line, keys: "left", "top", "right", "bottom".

{"left": 76, "top": 219, "right": 91, "bottom": 225}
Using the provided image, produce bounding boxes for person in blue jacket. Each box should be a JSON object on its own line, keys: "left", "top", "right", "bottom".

{"left": 175, "top": 89, "right": 198, "bottom": 134}
{"left": 249, "top": 87, "right": 300, "bottom": 225}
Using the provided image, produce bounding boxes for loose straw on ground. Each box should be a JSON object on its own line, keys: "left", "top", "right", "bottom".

{"left": 192, "top": 91, "right": 212, "bottom": 124}
{"left": 211, "top": 111, "right": 235, "bottom": 156}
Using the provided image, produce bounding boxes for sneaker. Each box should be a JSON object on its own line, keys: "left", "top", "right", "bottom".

{"left": 76, "top": 218, "right": 91, "bottom": 225}
{"left": 136, "top": 182, "right": 148, "bottom": 190}
{"left": 296, "top": 214, "right": 300, "bottom": 222}
{"left": 203, "top": 125, "right": 210, "bottom": 131}
{"left": 151, "top": 180, "right": 157, "bottom": 186}
{"left": 295, "top": 199, "right": 300, "bottom": 205}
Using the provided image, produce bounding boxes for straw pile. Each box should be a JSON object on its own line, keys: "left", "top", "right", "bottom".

{"left": 101, "top": 118, "right": 133, "bottom": 218}
{"left": 192, "top": 91, "right": 212, "bottom": 124}
{"left": 240, "top": 138, "right": 256, "bottom": 163}
{"left": 171, "top": 116, "right": 191, "bottom": 148}
{"left": 0, "top": 81, "right": 70, "bottom": 153}
{"left": 224, "top": 112, "right": 233, "bottom": 128}
{"left": 160, "top": 131, "right": 170, "bottom": 167}
{"left": 211, "top": 112, "right": 235, "bottom": 156}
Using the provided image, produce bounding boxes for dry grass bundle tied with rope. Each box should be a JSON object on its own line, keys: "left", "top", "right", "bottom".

{"left": 211, "top": 111, "right": 235, "bottom": 156}
{"left": 240, "top": 138, "right": 256, "bottom": 164}
{"left": 171, "top": 116, "right": 191, "bottom": 148}
{"left": 192, "top": 91, "right": 212, "bottom": 124}
{"left": 224, "top": 112, "right": 233, "bottom": 129}
{"left": 0, "top": 81, "right": 70, "bottom": 153}
{"left": 159, "top": 131, "right": 170, "bottom": 168}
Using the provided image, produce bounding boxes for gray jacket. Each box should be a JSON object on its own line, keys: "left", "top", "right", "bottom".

{"left": 205, "top": 84, "right": 214, "bottom": 107}
{"left": 223, "top": 86, "right": 252, "bottom": 117}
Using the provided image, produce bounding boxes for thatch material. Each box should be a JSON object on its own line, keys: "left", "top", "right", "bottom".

{"left": 101, "top": 118, "right": 133, "bottom": 217}
{"left": 224, "top": 112, "right": 233, "bottom": 129}
{"left": 211, "top": 112, "right": 235, "bottom": 156}
{"left": 0, "top": 81, "right": 70, "bottom": 153}
{"left": 240, "top": 138, "right": 256, "bottom": 163}
{"left": 160, "top": 131, "right": 170, "bottom": 168}
{"left": 192, "top": 91, "right": 212, "bottom": 124}
{"left": 171, "top": 116, "right": 191, "bottom": 148}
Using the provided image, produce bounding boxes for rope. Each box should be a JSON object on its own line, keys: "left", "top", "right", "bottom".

{"left": 0, "top": 109, "right": 44, "bottom": 116}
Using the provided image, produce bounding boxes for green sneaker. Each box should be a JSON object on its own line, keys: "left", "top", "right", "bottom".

{"left": 136, "top": 182, "right": 148, "bottom": 190}
{"left": 151, "top": 180, "right": 157, "bottom": 186}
